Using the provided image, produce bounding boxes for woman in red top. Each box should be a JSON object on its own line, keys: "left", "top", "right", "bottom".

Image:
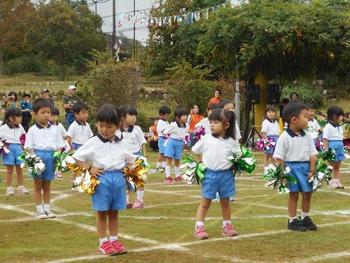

{"left": 207, "top": 89, "right": 222, "bottom": 107}
{"left": 187, "top": 105, "right": 204, "bottom": 133}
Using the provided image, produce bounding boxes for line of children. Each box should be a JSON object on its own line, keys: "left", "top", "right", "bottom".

{"left": 73, "top": 104, "right": 135, "bottom": 255}
{"left": 273, "top": 101, "right": 318, "bottom": 231}
{"left": 156, "top": 106, "right": 171, "bottom": 172}
{"left": 323, "top": 106, "right": 345, "bottom": 189}
{"left": 164, "top": 107, "right": 189, "bottom": 184}
{"left": 261, "top": 106, "right": 280, "bottom": 171}
{"left": 0, "top": 108, "right": 28, "bottom": 195}
{"left": 25, "top": 98, "right": 65, "bottom": 219}
{"left": 192, "top": 109, "right": 241, "bottom": 239}
{"left": 118, "top": 105, "right": 147, "bottom": 209}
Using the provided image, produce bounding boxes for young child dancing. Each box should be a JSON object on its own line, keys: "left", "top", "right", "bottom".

{"left": 273, "top": 102, "right": 318, "bottom": 231}
{"left": 192, "top": 109, "right": 241, "bottom": 239}
{"left": 73, "top": 104, "right": 135, "bottom": 255}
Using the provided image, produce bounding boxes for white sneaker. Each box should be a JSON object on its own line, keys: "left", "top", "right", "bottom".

{"left": 6, "top": 187, "right": 15, "bottom": 196}
{"left": 329, "top": 179, "right": 338, "bottom": 189}
{"left": 37, "top": 210, "right": 48, "bottom": 219}
{"left": 45, "top": 209, "right": 56, "bottom": 218}
{"left": 18, "top": 185, "right": 29, "bottom": 194}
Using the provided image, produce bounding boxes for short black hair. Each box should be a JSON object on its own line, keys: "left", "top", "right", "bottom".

{"left": 3, "top": 107, "right": 22, "bottom": 126}
{"left": 282, "top": 101, "right": 309, "bottom": 124}
{"left": 174, "top": 107, "right": 187, "bottom": 119}
{"left": 327, "top": 106, "right": 344, "bottom": 122}
{"left": 73, "top": 102, "right": 88, "bottom": 114}
{"left": 23, "top": 93, "right": 31, "bottom": 98}
{"left": 218, "top": 98, "right": 233, "bottom": 109}
{"left": 290, "top": 92, "right": 299, "bottom": 100}
{"left": 159, "top": 105, "right": 171, "bottom": 115}
{"left": 32, "top": 98, "right": 52, "bottom": 113}
{"left": 118, "top": 105, "right": 137, "bottom": 118}
{"left": 51, "top": 107, "right": 60, "bottom": 116}
{"left": 209, "top": 109, "right": 236, "bottom": 139}
{"left": 96, "top": 104, "right": 120, "bottom": 125}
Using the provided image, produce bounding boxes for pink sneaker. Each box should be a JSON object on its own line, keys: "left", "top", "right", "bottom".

{"left": 55, "top": 171, "right": 63, "bottom": 179}
{"left": 132, "top": 199, "right": 144, "bottom": 209}
{"left": 175, "top": 176, "right": 182, "bottom": 183}
{"left": 110, "top": 240, "right": 127, "bottom": 254}
{"left": 222, "top": 223, "right": 238, "bottom": 237}
{"left": 164, "top": 177, "right": 174, "bottom": 184}
{"left": 126, "top": 202, "right": 134, "bottom": 209}
{"left": 98, "top": 241, "right": 118, "bottom": 255}
{"left": 194, "top": 225, "right": 208, "bottom": 240}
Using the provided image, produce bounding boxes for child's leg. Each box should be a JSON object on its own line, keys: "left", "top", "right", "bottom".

{"left": 42, "top": 180, "right": 55, "bottom": 217}
{"left": 160, "top": 153, "right": 166, "bottom": 168}
{"left": 33, "top": 179, "right": 43, "bottom": 206}
{"left": 96, "top": 211, "right": 108, "bottom": 240}
{"left": 132, "top": 187, "right": 145, "bottom": 208}
{"left": 15, "top": 165, "right": 24, "bottom": 186}
{"left": 165, "top": 157, "right": 172, "bottom": 178}
{"left": 263, "top": 154, "right": 270, "bottom": 169}
{"left": 107, "top": 211, "right": 119, "bottom": 238}
{"left": 5, "top": 165, "right": 14, "bottom": 188}
{"left": 301, "top": 192, "right": 312, "bottom": 218}
{"left": 332, "top": 161, "right": 341, "bottom": 180}
{"left": 196, "top": 197, "right": 212, "bottom": 223}
{"left": 288, "top": 192, "right": 299, "bottom": 220}
{"left": 220, "top": 198, "right": 231, "bottom": 221}
{"left": 174, "top": 159, "right": 181, "bottom": 179}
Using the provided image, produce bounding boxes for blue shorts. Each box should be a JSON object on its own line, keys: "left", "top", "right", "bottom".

{"left": 2, "top": 143, "right": 23, "bottom": 166}
{"left": 164, "top": 138, "right": 184, "bottom": 160}
{"left": 92, "top": 170, "right": 126, "bottom": 211}
{"left": 265, "top": 135, "right": 279, "bottom": 154}
{"left": 285, "top": 162, "right": 312, "bottom": 193}
{"left": 202, "top": 169, "right": 235, "bottom": 200}
{"left": 33, "top": 149, "right": 55, "bottom": 181}
{"left": 158, "top": 136, "right": 166, "bottom": 154}
{"left": 72, "top": 143, "right": 82, "bottom": 150}
{"left": 329, "top": 140, "right": 345, "bottom": 161}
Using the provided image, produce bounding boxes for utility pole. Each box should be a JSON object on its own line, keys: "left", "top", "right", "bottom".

{"left": 112, "top": 0, "right": 116, "bottom": 56}
{"left": 235, "top": 54, "right": 241, "bottom": 130}
{"left": 133, "top": 0, "right": 136, "bottom": 59}
{"left": 93, "top": 0, "right": 97, "bottom": 14}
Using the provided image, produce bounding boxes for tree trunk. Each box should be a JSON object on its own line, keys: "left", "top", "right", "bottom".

{"left": 0, "top": 51, "right": 3, "bottom": 75}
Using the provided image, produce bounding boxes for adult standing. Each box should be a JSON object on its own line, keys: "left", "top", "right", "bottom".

{"left": 2, "top": 91, "right": 20, "bottom": 110}
{"left": 63, "top": 85, "right": 82, "bottom": 128}
{"left": 290, "top": 92, "right": 299, "bottom": 102}
{"left": 187, "top": 105, "right": 204, "bottom": 133}
{"left": 207, "top": 89, "right": 222, "bottom": 107}
{"left": 40, "top": 89, "right": 55, "bottom": 106}
{"left": 20, "top": 93, "right": 32, "bottom": 132}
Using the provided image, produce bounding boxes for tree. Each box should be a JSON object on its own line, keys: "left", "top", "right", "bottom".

{"left": 27, "top": 0, "right": 106, "bottom": 79}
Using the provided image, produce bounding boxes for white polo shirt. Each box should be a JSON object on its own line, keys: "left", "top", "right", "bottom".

{"left": 120, "top": 125, "right": 146, "bottom": 154}
{"left": 67, "top": 120, "right": 93, "bottom": 145}
{"left": 307, "top": 119, "right": 321, "bottom": 139}
{"left": 164, "top": 121, "right": 189, "bottom": 140}
{"left": 51, "top": 122, "right": 67, "bottom": 140}
{"left": 0, "top": 124, "right": 26, "bottom": 144}
{"left": 261, "top": 119, "right": 280, "bottom": 136}
{"left": 156, "top": 119, "right": 169, "bottom": 137}
{"left": 323, "top": 122, "right": 343, "bottom": 141}
{"left": 25, "top": 123, "right": 65, "bottom": 151}
{"left": 192, "top": 134, "right": 241, "bottom": 171}
{"left": 73, "top": 134, "right": 135, "bottom": 171}
{"left": 273, "top": 128, "right": 318, "bottom": 162}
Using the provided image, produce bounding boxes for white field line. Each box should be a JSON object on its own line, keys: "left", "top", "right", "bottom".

{"left": 46, "top": 220, "right": 350, "bottom": 263}
{"left": 295, "top": 250, "right": 350, "bottom": 263}
{"left": 319, "top": 189, "right": 350, "bottom": 196}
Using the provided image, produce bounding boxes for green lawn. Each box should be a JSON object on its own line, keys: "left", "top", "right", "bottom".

{"left": 0, "top": 151, "right": 350, "bottom": 263}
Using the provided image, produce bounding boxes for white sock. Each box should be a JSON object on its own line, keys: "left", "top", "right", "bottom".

{"left": 174, "top": 167, "right": 181, "bottom": 177}
{"left": 301, "top": 211, "right": 309, "bottom": 220}
{"left": 36, "top": 205, "right": 43, "bottom": 213}
{"left": 165, "top": 166, "right": 171, "bottom": 177}
{"left": 136, "top": 190, "right": 144, "bottom": 202}
{"left": 215, "top": 192, "right": 220, "bottom": 200}
{"left": 223, "top": 220, "right": 231, "bottom": 226}
{"left": 109, "top": 236, "right": 118, "bottom": 241}
{"left": 99, "top": 237, "right": 109, "bottom": 245}
{"left": 156, "top": 162, "right": 161, "bottom": 168}
{"left": 162, "top": 161, "right": 166, "bottom": 168}
{"left": 195, "top": 221, "right": 204, "bottom": 228}
{"left": 289, "top": 216, "right": 297, "bottom": 222}
{"left": 43, "top": 204, "right": 50, "bottom": 212}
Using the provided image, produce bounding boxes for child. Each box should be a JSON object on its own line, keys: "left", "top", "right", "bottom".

{"left": 147, "top": 118, "right": 159, "bottom": 152}
{"left": 273, "top": 101, "right": 318, "bottom": 231}
{"left": 218, "top": 98, "right": 241, "bottom": 141}
{"left": 307, "top": 106, "right": 321, "bottom": 146}
{"left": 25, "top": 98, "right": 65, "bottom": 219}
{"left": 156, "top": 105, "right": 171, "bottom": 172}
{"left": 261, "top": 106, "right": 280, "bottom": 171}
{"left": 192, "top": 109, "right": 241, "bottom": 239}
{"left": 323, "top": 106, "right": 345, "bottom": 189}
{"left": 67, "top": 102, "right": 93, "bottom": 150}
{"left": 195, "top": 103, "right": 218, "bottom": 134}
{"left": 50, "top": 107, "right": 67, "bottom": 179}
{"left": 164, "top": 107, "right": 189, "bottom": 184}
{"left": 0, "top": 108, "right": 28, "bottom": 195}
{"left": 119, "top": 105, "right": 147, "bottom": 209}
{"left": 73, "top": 104, "right": 135, "bottom": 255}
{"left": 20, "top": 93, "right": 32, "bottom": 132}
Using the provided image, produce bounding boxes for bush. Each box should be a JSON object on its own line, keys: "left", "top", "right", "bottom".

{"left": 281, "top": 82, "right": 324, "bottom": 108}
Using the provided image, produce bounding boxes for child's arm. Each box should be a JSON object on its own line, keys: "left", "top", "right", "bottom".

{"left": 308, "top": 155, "right": 317, "bottom": 180}
{"left": 322, "top": 138, "right": 328, "bottom": 149}
{"left": 74, "top": 159, "right": 103, "bottom": 177}
{"left": 273, "top": 158, "right": 284, "bottom": 167}
{"left": 142, "top": 143, "right": 147, "bottom": 157}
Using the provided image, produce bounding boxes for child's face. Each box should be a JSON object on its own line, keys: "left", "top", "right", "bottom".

{"left": 266, "top": 110, "right": 276, "bottom": 120}
{"left": 292, "top": 109, "right": 309, "bottom": 130}
{"left": 336, "top": 115, "right": 344, "bottom": 124}
{"left": 125, "top": 114, "right": 136, "bottom": 126}
{"left": 214, "top": 91, "right": 220, "bottom": 97}
{"left": 308, "top": 109, "right": 315, "bottom": 120}
{"left": 160, "top": 113, "right": 169, "bottom": 120}
{"left": 210, "top": 120, "right": 228, "bottom": 137}
{"left": 224, "top": 103, "right": 234, "bottom": 111}
{"left": 75, "top": 109, "right": 89, "bottom": 123}
{"left": 50, "top": 114, "right": 58, "bottom": 123}
{"left": 97, "top": 121, "right": 118, "bottom": 140}
{"left": 34, "top": 107, "right": 51, "bottom": 126}
{"left": 10, "top": 116, "right": 22, "bottom": 126}
{"left": 179, "top": 114, "right": 187, "bottom": 124}
{"left": 24, "top": 96, "right": 30, "bottom": 101}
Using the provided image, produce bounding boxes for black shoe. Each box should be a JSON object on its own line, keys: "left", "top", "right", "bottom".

{"left": 288, "top": 218, "right": 307, "bottom": 232}
{"left": 300, "top": 216, "right": 318, "bottom": 231}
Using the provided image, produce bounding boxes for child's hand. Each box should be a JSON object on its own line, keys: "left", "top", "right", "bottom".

{"left": 308, "top": 171, "right": 314, "bottom": 181}
{"left": 89, "top": 166, "right": 103, "bottom": 177}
